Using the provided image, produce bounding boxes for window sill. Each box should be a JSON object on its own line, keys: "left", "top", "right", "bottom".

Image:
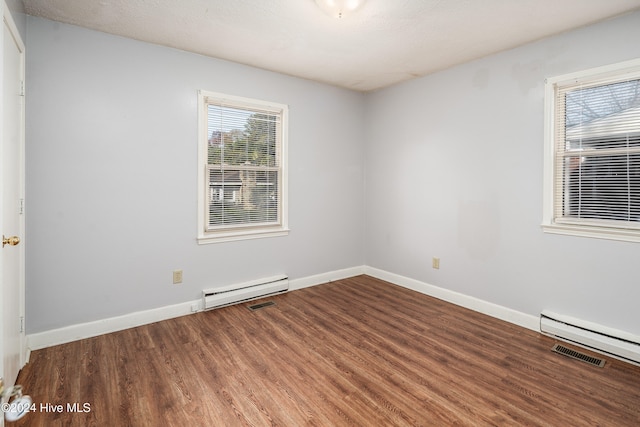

{"left": 542, "top": 222, "right": 640, "bottom": 243}
{"left": 197, "top": 227, "right": 290, "bottom": 245}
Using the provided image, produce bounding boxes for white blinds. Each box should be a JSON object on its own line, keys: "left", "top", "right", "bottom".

{"left": 205, "top": 99, "right": 282, "bottom": 230}
{"left": 553, "top": 77, "right": 640, "bottom": 227}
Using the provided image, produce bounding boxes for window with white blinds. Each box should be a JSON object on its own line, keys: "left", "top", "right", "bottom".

{"left": 197, "top": 91, "right": 288, "bottom": 244}
{"left": 543, "top": 59, "right": 640, "bottom": 242}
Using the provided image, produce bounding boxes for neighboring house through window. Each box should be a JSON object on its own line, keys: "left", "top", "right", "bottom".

{"left": 543, "top": 59, "right": 640, "bottom": 242}
{"left": 198, "top": 91, "right": 289, "bottom": 243}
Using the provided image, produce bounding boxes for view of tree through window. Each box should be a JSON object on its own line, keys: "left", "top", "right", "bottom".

{"left": 561, "top": 78, "right": 640, "bottom": 223}
{"left": 207, "top": 105, "right": 280, "bottom": 228}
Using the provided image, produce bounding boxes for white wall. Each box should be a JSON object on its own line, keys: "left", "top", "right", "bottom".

{"left": 365, "top": 11, "right": 640, "bottom": 336}
{"left": 25, "top": 17, "right": 366, "bottom": 333}
{"left": 26, "top": 10, "right": 640, "bottom": 339}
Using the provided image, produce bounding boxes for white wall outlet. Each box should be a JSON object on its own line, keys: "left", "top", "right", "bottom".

{"left": 432, "top": 257, "right": 440, "bottom": 269}
{"left": 173, "top": 269, "right": 183, "bottom": 284}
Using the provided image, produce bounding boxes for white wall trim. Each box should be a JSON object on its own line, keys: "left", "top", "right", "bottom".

{"left": 364, "top": 266, "right": 539, "bottom": 332}
{"left": 27, "top": 265, "right": 540, "bottom": 351}
{"left": 288, "top": 265, "right": 366, "bottom": 291}
{"left": 27, "top": 300, "right": 198, "bottom": 351}
{"left": 27, "top": 265, "right": 367, "bottom": 350}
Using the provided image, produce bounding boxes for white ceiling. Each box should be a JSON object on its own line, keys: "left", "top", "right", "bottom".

{"left": 22, "top": 0, "right": 640, "bottom": 92}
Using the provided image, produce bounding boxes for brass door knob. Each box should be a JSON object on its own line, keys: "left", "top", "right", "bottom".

{"left": 2, "top": 235, "right": 20, "bottom": 247}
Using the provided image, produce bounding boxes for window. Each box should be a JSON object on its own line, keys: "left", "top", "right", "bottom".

{"left": 198, "top": 91, "right": 288, "bottom": 243}
{"left": 543, "top": 59, "right": 640, "bottom": 242}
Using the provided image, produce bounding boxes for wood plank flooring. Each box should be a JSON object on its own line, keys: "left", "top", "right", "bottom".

{"left": 13, "top": 275, "right": 640, "bottom": 426}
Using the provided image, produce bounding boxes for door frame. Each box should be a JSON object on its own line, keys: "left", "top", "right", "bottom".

{"left": 1, "top": 0, "right": 27, "bottom": 389}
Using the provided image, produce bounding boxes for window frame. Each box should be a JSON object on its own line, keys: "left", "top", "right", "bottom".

{"left": 542, "top": 58, "right": 640, "bottom": 243}
{"left": 197, "top": 90, "right": 289, "bottom": 244}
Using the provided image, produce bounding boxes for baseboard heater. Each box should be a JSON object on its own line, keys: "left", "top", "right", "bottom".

{"left": 202, "top": 275, "right": 288, "bottom": 310}
{"left": 540, "top": 310, "right": 640, "bottom": 365}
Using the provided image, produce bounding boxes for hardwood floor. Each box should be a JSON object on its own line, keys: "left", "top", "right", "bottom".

{"left": 13, "top": 275, "right": 640, "bottom": 426}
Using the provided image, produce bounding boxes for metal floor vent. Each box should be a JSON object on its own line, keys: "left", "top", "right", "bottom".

{"left": 552, "top": 343, "right": 606, "bottom": 367}
{"left": 247, "top": 301, "right": 276, "bottom": 311}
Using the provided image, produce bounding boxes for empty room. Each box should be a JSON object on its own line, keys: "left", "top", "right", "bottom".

{"left": 1, "top": 0, "right": 640, "bottom": 425}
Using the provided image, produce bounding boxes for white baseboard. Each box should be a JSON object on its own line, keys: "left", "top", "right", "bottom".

{"left": 27, "top": 299, "right": 198, "bottom": 351}
{"left": 364, "top": 266, "right": 539, "bottom": 332}
{"left": 27, "top": 266, "right": 367, "bottom": 351}
{"left": 27, "top": 265, "right": 538, "bottom": 351}
{"left": 289, "top": 265, "right": 366, "bottom": 291}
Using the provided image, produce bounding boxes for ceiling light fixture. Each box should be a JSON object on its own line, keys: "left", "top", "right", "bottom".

{"left": 314, "top": 0, "right": 366, "bottom": 19}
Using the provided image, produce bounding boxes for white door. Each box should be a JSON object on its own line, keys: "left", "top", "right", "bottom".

{"left": 1, "top": 2, "right": 26, "bottom": 397}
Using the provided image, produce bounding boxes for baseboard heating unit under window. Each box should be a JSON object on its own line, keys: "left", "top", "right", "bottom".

{"left": 202, "top": 275, "right": 288, "bottom": 310}
{"left": 540, "top": 310, "right": 640, "bottom": 365}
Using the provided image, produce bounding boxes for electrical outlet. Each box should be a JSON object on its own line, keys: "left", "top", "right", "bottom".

{"left": 432, "top": 257, "right": 440, "bottom": 269}
{"left": 173, "top": 269, "right": 183, "bottom": 284}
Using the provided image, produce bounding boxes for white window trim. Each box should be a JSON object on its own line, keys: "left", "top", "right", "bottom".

{"left": 542, "top": 58, "right": 640, "bottom": 243}
{"left": 197, "top": 90, "right": 289, "bottom": 244}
